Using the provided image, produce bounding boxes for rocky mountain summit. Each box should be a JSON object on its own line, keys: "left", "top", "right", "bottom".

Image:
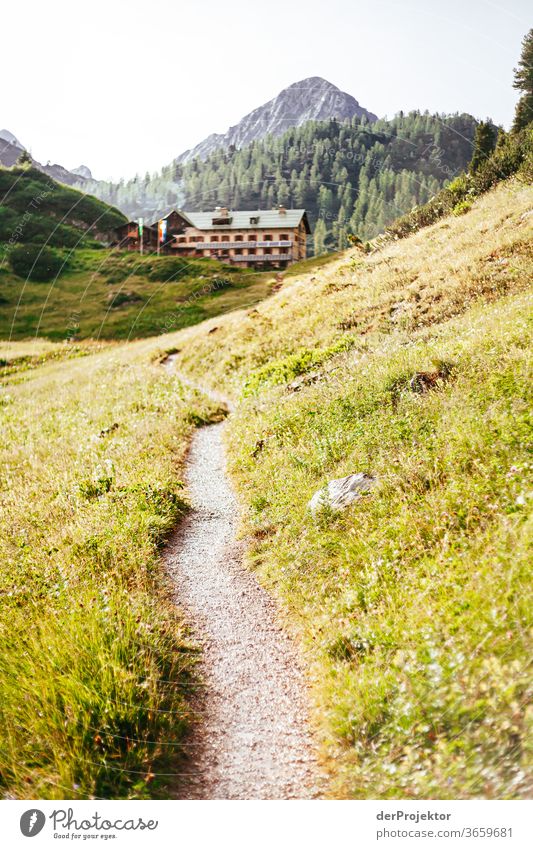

{"left": 71, "top": 165, "right": 93, "bottom": 180}
{"left": 176, "top": 76, "right": 377, "bottom": 163}
{"left": 0, "top": 129, "right": 24, "bottom": 149}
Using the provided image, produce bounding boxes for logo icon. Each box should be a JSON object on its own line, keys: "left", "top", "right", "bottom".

{"left": 20, "top": 810, "right": 46, "bottom": 837}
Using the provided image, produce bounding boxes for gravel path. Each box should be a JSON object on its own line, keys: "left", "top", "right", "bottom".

{"left": 163, "top": 362, "right": 323, "bottom": 799}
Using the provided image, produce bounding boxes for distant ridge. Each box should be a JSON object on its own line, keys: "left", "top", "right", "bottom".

{"left": 0, "top": 129, "right": 94, "bottom": 187}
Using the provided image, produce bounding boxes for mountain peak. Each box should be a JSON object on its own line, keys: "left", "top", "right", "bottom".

{"left": 71, "top": 165, "right": 93, "bottom": 180}
{"left": 284, "top": 76, "right": 341, "bottom": 90}
{"left": 0, "top": 129, "right": 24, "bottom": 149}
{"left": 176, "top": 77, "right": 377, "bottom": 164}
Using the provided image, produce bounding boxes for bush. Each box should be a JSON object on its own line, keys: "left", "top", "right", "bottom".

{"left": 9, "top": 244, "right": 65, "bottom": 282}
{"left": 242, "top": 337, "right": 356, "bottom": 396}
{"left": 452, "top": 200, "right": 473, "bottom": 216}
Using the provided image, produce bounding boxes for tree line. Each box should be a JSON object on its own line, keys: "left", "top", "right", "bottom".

{"left": 82, "top": 111, "right": 479, "bottom": 253}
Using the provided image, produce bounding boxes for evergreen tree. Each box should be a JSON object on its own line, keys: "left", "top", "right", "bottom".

{"left": 469, "top": 122, "right": 497, "bottom": 173}
{"left": 513, "top": 28, "right": 533, "bottom": 132}
{"left": 16, "top": 149, "right": 32, "bottom": 166}
{"left": 313, "top": 219, "right": 328, "bottom": 255}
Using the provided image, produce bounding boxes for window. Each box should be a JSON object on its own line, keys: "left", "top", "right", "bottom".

{"left": 221, "top": 236, "right": 229, "bottom": 242}
{"left": 188, "top": 236, "right": 197, "bottom": 242}
{"left": 264, "top": 248, "right": 272, "bottom": 255}
{"left": 248, "top": 248, "right": 256, "bottom": 255}
{"left": 235, "top": 234, "right": 243, "bottom": 241}
{"left": 178, "top": 236, "right": 186, "bottom": 243}
{"left": 264, "top": 234, "right": 272, "bottom": 241}
{"left": 235, "top": 248, "right": 242, "bottom": 255}
{"left": 211, "top": 235, "right": 219, "bottom": 242}
{"left": 280, "top": 234, "right": 288, "bottom": 240}
{"left": 249, "top": 216, "right": 259, "bottom": 225}
{"left": 248, "top": 234, "right": 257, "bottom": 241}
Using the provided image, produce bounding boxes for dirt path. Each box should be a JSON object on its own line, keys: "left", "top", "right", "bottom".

{"left": 163, "top": 358, "right": 323, "bottom": 799}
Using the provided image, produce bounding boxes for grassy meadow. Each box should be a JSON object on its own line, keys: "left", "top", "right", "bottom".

{"left": 0, "top": 248, "right": 276, "bottom": 341}
{"left": 0, "top": 338, "right": 225, "bottom": 799}
{"left": 1, "top": 175, "right": 531, "bottom": 800}
{"left": 165, "top": 179, "right": 533, "bottom": 798}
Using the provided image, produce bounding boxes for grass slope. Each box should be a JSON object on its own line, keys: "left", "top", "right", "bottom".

{"left": 0, "top": 339, "right": 225, "bottom": 799}
{"left": 1, "top": 178, "right": 531, "bottom": 801}
{"left": 164, "top": 178, "right": 533, "bottom": 798}
{"left": 0, "top": 166, "right": 126, "bottom": 250}
{"left": 0, "top": 249, "right": 284, "bottom": 341}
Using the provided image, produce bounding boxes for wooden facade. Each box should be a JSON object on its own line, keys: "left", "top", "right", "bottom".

{"left": 113, "top": 220, "right": 157, "bottom": 251}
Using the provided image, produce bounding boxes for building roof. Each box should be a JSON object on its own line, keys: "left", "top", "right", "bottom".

{"left": 151, "top": 208, "right": 310, "bottom": 233}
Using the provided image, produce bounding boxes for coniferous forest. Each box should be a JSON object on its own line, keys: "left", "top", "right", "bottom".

{"left": 80, "top": 111, "right": 479, "bottom": 252}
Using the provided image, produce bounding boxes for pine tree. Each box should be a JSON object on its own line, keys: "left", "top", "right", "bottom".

{"left": 313, "top": 219, "right": 328, "bottom": 255}
{"left": 513, "top": 28, "right": 533, "bottom": 132}
{"left": 469, "top": 122, "right": 497, "bottom": 173}
{"left": 16, "top": 149, "right": 32, "bottom": 166}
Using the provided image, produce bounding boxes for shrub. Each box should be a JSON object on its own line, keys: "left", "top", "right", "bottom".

{"left": 9, "top": 244, "right": 65, "bottom": 281}
{"left": 242, "top": 337, "right": 356, "bottom": 396}
{"left": 446, "top": 174, "right": 470, "bottom": 199}
{"left": 452, "top": 200, "right": 473, "bottom": 216}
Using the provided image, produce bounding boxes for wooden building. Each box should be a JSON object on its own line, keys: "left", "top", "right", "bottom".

{"left": 114, "top": 220, "right": 157, "bottom": 251}
{"left": 115, "top": 207, "right": 310, "bottom": 268}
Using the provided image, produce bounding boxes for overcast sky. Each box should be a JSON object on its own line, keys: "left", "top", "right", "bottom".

{"left": 2, "top": 0, "right": 529, "bottom": 180}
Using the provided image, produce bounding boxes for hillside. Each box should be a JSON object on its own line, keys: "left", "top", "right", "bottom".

{"left": 0, "top": 176, "right": 531, "bottom": 800}
{"left": 0, "top": 337, "right": 228, "bottom": 799}
{"left": 161, "top": 178, "right": 533, "bottom": 798}
{"left": 0, "top": 165, "right": 282, "bottom": 340}
{"left": 0, "top": 165, "right": 125, "bottom": 252}
{"left": 0, "top": 247, "right": 280, "bottom": 340}
{"left": 82, "top": 111, "right": 478, "bottom": 248}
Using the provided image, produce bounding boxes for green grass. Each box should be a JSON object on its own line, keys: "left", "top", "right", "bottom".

{"left": 282, "top": 252, "right": 341, "bottom": 277}
{"left": 0, "top": 165, "right": 126, "bottom": 251}
{"left": 0, "top": 338, "right": 225, "bottom": 799}
{"left": 226, "top": 292, "right": 532, "bottom": 798}
{"left": 1, "top": 177, "right": 531, "bottom": 800}
{"left": 0, "top": 164, "right": 325, "bottom": 342}
{"left": 163, "top": 178, "right": 533, "bottom": 798}
{"left": 0, "top": 248, "right": 275, "bottom": 340}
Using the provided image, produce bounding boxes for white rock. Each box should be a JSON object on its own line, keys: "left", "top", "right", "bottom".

{"left": 308, "top": 473, "right": 376, "bottom": 515}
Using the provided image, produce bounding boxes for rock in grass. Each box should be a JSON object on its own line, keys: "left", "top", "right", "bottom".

{"left": 308, "top": 473, "right": 376, "bottom": 515}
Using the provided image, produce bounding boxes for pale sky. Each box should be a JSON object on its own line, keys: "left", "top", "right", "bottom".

{"left": 2, "top": 0, "right": 529, "bottom": 180}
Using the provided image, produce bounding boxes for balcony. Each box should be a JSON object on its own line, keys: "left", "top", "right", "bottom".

{"left": 230, "top": 254, "right": 290, "bottom": 263}
{"left": 192, "top": 240, "right": 293, "bottom": 249}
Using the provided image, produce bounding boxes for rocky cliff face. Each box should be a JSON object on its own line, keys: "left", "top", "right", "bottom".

{"left": 0, "top": 129, "right": 24, "bottom": 149}
{"left": 71, "top": 165, "right": 93, "bottom": 180}
{"left": 176, "top": 77, "right": 377, "bottom": 163}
